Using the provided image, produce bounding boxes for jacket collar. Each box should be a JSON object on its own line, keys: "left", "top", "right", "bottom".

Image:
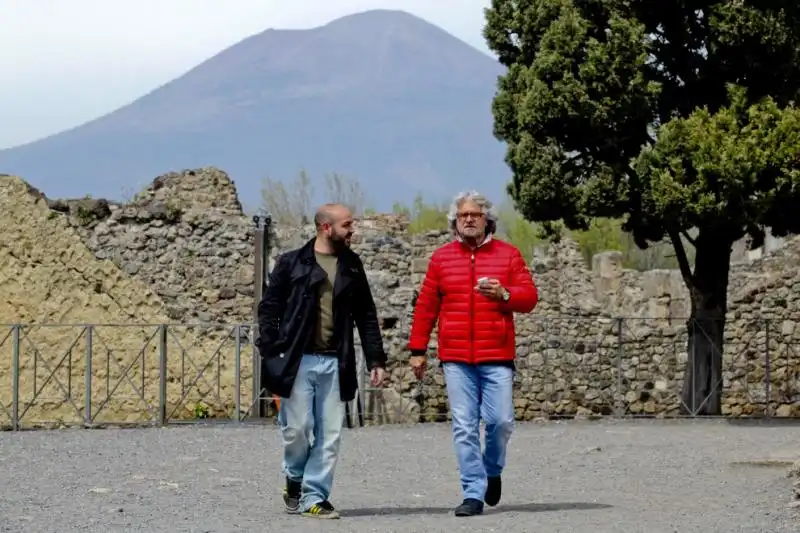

{"left": 455, "top": 232, "right": 493, "bottom": 250}
{"left": 295, "top": 237, "right": 359, "bottom": 298}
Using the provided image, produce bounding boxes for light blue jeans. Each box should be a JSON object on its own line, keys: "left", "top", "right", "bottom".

{"left": 278, "top": 354, "right": 346, "bottom": 511}
{"left": 442, "top": 362, "right": 515, "bottom": 501}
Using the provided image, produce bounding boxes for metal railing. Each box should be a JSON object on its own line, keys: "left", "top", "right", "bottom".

{"left": 0, "top": 322, "right": 263, "bottom": 430}
{"left": 1, "top": 317, "right": 799, "bottom": 430}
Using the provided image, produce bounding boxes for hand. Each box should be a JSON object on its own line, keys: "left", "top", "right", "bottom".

{"left": 475, "top": 278, "right": 506, "bottom": 301}
{"left": 410, "top": 354, "right": 427, "bottom": 380}
{"left": 370, "top": 367, "right": 386, "bottom": 387}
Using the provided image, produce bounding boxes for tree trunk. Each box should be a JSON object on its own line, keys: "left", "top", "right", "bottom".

{"left": 679, "top": 230, "right": 733, "bottom": 416}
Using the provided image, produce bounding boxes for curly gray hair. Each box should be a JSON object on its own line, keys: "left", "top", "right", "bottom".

{"left": 446, "top": 190, "right": 498, "bottom": 236}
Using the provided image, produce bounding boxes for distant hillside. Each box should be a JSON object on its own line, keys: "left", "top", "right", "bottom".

{"left": 0, "top": 9, "right": 509, "bottom": 211}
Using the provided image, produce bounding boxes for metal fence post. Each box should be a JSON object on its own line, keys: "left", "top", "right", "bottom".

{"left": 234, "top": 324, "right": 242, "bottom": 422}
{"left": 84, "top": 325, "right": 93, "bottom": 427}
{"left": 252, "top": 213, "right": 272, "bottom": 418}
{"left": 11, "top": 325, "right": 20, "bottom": 431}
{"left": 690, "top": 318, "right": 697, "bottom": 417}
{"left": 158, "top": 324, "right": 168, "bottom": 425}
{"left": 615, "top": 317, "right": 624, "bottom": 417}
{"left": 764, "top": 318, "right": 772, "bottom": 418}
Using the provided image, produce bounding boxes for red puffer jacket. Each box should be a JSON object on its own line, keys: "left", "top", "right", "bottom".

{"left": 408, "top": 237, "right": 538, "bottom": 364}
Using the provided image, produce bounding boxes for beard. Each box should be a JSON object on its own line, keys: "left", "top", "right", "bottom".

{"left": 330, "top": 231, "right": 352, "bottom": 250}
{"left": 460, "top": 226, "right": 481, "bottom": 238}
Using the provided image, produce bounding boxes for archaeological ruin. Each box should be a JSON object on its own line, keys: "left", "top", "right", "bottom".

{"left": 1, "top": 167, "right": 799, "bottom": 428}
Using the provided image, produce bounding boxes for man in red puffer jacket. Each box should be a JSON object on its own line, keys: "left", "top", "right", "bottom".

{"left": 407, "top": 190, "right": 538, "bottom": 517}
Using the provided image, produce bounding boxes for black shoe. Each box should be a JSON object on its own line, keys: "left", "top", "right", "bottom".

{"left": 302, "top": 500, "right": 340, "bottom": 519}
{"left": 282, "top": 477, "right": 301, "bottom": 514}
{"left": 454, "top": 498, "right": 484, "bottom": 517}
{"left": 485, "top": 475, "right": 502, "bottom": 506}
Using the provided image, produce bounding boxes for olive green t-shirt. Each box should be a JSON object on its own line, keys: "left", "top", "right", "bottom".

{"left": 310, "top": 251, "right": 338, "bottom": 352}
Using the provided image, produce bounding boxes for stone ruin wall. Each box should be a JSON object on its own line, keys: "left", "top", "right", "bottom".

{"left": 0, "top": 171, "right": 252, "bottom": 427}
{"left": 6, "top": 167, "right": 800, "bottom": 425}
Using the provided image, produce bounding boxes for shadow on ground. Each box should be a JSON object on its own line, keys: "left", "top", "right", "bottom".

{"left": 341, "top": 501, "right": 612, "bottom": 517}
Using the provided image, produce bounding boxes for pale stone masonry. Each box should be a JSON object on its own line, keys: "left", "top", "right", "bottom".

{"left": 0, "top": 173, "right": 254, "bottom": 426}
{"left": 1, "top": 167, "right": 799, "bottom": 426}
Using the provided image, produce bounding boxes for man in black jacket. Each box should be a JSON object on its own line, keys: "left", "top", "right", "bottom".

{"left": 257, "top": 203, "right": 387, "bottom": 519}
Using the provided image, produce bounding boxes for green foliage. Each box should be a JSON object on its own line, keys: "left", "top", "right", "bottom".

{"left": 393, "top": 193, "right": 449, "bottom": 235}
{"left": 496, "top": 195, "right": 542, "bottom": 262}
{"left": 393, "top": 192, "right": 544, "bottom": 258}
{"left": 484, "top": 0, "right": 800, "bottom": 277}
{"left": 495, "top": 191, "right": 689, "bottom": 269}
{"left": 568, "top": 218, "right": 695, "bottom": 271}
{"left": 394, "top": 192, "right": 687, "bottom": 269}
{"left": 634, "top": 85, "right": 800, "bottom": 244}
{"left": 484, "top": 0, "right": 800, "bottom": 414}
{"left": 391, "top": 201, "right": 409, "bottom": 217}
{"left": 569, "top": 218, "right": 622, "bottom": 267}
{"left": 192, "top": 402, "right": 210, "bottom": 419}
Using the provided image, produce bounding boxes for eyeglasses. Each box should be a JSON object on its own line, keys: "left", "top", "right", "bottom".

{"left": 457, "top": 211, "right": 484, "bottom": 220}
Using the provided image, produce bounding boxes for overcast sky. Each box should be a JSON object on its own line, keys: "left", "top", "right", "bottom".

{"left": 0, "top": 0, "right": 491, "bottom": 149}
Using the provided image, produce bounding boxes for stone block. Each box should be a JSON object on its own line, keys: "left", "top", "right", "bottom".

{"left": 592, "top": 251, "right": 623, "bottom": 278}
{"left": 412, "top": 258, "right": 430, "bottom": 273}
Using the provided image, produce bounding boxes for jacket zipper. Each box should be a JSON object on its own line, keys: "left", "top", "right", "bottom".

{"left": 470, "top": 251, "right": 475, "bottom": 364}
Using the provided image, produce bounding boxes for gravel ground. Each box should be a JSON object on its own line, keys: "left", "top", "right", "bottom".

{"left": 0, "top": 419, "right": 798, "bottom": 533}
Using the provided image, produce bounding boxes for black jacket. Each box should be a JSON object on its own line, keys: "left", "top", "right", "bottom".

{"left": 256, "top": 238, "right": 387, "bottom": 402}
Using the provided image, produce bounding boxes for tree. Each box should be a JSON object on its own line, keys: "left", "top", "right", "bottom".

{"left": 394, "top": 193, "right": 450, "bottom": 234}
{"left": 260, "top": 170, "right": 313, "bottom": 225}
{"left": 324, "top": 172, "right": 369, "bottom": 215}
{"left": 260, "top": 170, "right": 370, "bottom": 224}
{"left": 569, "top": 218, "right": 695, "bottom": 271}
{"left": 496, "top": 194, "right": 542, "bottom": 262}
{"left": 484, "top": 1, "right": 800, "bottom": 415}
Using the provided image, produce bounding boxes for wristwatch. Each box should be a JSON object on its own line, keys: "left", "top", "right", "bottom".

{"left": 501, "top": 289, "right": 510, "bottom": 302}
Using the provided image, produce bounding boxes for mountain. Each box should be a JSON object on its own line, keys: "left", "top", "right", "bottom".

{"left": 0, "top": 9, "right": 509, "bottom": 211}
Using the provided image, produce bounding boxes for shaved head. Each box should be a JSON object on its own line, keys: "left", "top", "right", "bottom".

{"left": 313, "top": 203, "right": 354, "bottom": 251}
{"left": 314, "top": 203, "right": 351, "bottom": 229}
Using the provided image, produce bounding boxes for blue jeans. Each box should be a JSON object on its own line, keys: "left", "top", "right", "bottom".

{"left": 278, "top": 354, "right": 346, "bottom": 511}
{"left": 442, "top": 362, "right": 515, "bottom": 501}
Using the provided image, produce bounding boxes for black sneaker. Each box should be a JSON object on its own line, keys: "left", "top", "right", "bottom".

{"left": 454, "top": 498, "right": 484, "bottom": 517}
{"left": 485, "top": 475, "right": 502, "bottom": 506}
{"left": 283, "top": 478, "right": 301, "bottom": 514}
{"left": 302, "top": 500, "right": 340, "bottom": 519}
